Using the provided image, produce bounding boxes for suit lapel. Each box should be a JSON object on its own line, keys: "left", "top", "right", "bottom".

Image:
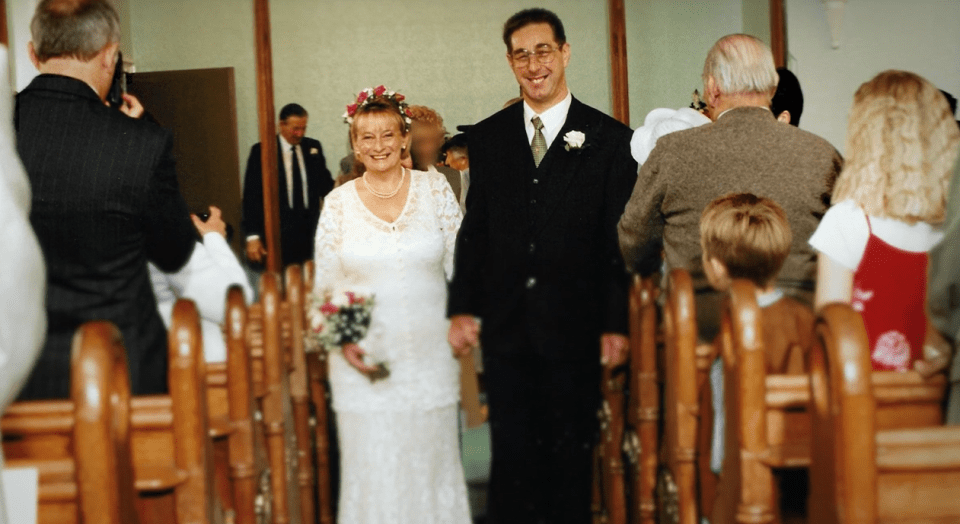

{"left": 496, "top": 104, "right": 536, "bottom": 234}
{"left": 532, "top": 97, "right": 595, "bottom": 235}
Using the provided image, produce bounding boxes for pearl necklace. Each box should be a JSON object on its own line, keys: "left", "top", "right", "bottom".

{"left": 362, "top": 168, "right": 406, "bottom": 199}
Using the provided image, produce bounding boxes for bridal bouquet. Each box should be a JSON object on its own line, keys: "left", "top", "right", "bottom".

{"left": 305, "top": 290, "right": 389, "bottom": 381}
{"left": 306, "top": 290, "right": 375, "bottom": 350}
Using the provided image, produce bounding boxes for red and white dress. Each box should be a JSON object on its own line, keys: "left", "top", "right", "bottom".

{"left": 810, "top": 200, "right": 944, "bottom": 371}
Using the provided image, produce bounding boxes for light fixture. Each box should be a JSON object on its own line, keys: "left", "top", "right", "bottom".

{"left": 823, "top": 0, "right": 847, "bottom": 49}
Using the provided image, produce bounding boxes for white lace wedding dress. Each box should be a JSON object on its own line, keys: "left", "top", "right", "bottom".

{"left": 313, "top": 169, "right": 470, "bottom": 524}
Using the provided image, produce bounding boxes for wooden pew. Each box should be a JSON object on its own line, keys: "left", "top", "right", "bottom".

{"left": 597, "top": 363, "right": 628, "bottom": 524}
{"left": 222, "top": 285, "right": 269, "bottom": 524}
{"left": 658, "top": 269, "right": 701, "bottom": 524}
{"left": 625, "top": 275, "right": 659, "bottom": 524}
{"left": 711, "top": 279, "right": 808, "bottom": 524}
{"left": 809, "top": 303, "right": 960, "bottom": 524}
{"left": 71, "top": 321, "right": 140, "bottom": 524}
{"left": 284, "top": 264, "right": 319, "bottom": 524}
{"left": 712, "top": 280, "right": 948, "bottom": 524}
{"left": 300, "top": 260, "right": 337, "bottom": 524}
{"left": 250, "top": 271, "right": 303, "bottom": 524}
{"left": 2, "top": 300, "right": 217, "bottom": 524}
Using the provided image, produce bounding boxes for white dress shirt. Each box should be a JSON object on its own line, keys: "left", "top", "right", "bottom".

{"left": 523, "top": 90, "right": 573, "bottom": 149}
{"left": 280, "top": 133, "right": 309, "bottom": 209}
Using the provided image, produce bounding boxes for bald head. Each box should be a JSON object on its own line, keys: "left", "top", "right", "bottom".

{"left": 702, "top": 34, "right": 778, "bottom": 97}
{"left": 31, "top": 0, "right": 120, "bottom": 63}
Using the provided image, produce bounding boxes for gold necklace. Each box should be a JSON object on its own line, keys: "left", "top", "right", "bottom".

{"left": 362, "top": 168, "right": 405, "bottom": 199}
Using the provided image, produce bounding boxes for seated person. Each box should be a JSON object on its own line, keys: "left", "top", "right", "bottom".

{"left": 698, "top": 193, "right": 815, "bottom": 473}
{"left": 407, "top": 105, "right": 462, "bottom": 199}
{"left": 810, "top": 70, "right": 957, "bottom": 374}
{"left": 771, "top": 68, "right": 803, "bottom": 126}
{"left": 148, "top": 206, "right": 253, "bottom": 362}
{"left": 441, "top": 133, "right": 470, "bottom": 212}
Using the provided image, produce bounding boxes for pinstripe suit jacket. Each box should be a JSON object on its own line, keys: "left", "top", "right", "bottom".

{"left": 16, "top": 74, "right": 196, "bottom": 399}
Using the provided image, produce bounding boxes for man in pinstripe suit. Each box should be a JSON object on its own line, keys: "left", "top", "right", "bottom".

{"left": 15, "top": 0, "right": 197, "bottom": 399}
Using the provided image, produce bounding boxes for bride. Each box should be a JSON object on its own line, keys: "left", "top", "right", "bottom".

{"left": 312, "top": 86, "right": 471, "bottom": 523}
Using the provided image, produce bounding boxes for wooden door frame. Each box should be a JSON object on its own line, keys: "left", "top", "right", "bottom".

{"left": 770, "top": 0, "right": 787, "bottom": 67}
{"left": 608, "top": 0, "right": 629, "bottom": 125}
{"left": 254, "top": 0, "right": 282, "bottom": 272}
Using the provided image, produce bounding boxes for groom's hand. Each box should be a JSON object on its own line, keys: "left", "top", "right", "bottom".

{"left": 449, "top": 315, "right": 480, "bottom": 357}
{"left": 601, "top": 333, "right": 629, "bottom": 368}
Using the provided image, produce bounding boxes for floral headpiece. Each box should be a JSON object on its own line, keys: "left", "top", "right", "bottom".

{"left": 342, "top": 85, "right": 413, "bottom": 129}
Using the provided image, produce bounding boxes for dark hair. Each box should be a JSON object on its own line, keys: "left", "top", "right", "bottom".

{"left": 31, "top": 0, "right": 120, "bottom": 62}
{"left": 279, "top": 103, "right": 308, "bottom": 121}
{"left": 440, "top": 133, "right": 469, "bottom": 157}
{"left": 771, "top": 68, "right": 803, "bottom": 126}
{"left": 502, "top": 8, "right": 566, "bottom": 52}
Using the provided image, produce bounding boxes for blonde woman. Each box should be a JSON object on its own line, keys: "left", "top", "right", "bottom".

{"left": 810, "top": 70, "right": 960, "bottom": 373}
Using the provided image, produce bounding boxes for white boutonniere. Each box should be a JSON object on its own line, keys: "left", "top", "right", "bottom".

{"left": 563, "top": 130, "right": 586, "bottom": 151}
{"left": 310, "top": 147, "right": 319, "bottom": 155}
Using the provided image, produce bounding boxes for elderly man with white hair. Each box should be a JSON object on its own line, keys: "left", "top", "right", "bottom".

{"left": 618, "top": 34, "right": 843, "bottom": 338}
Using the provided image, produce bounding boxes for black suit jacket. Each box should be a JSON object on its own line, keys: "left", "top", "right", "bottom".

{"left": 16, "top": 74, "right": 196, "bottom": 399}
{"left": 242, "top": 136, "right": 333, "bottom": 265}
{"left": 448, "top": 97, "right": 638, "bottom": 361}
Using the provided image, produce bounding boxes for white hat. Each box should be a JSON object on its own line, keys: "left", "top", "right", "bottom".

{"left": 630, "top": 107, "right": 711, "bottom": 166}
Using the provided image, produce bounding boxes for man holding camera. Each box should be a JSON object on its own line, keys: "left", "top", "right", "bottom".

{"left": 16, "top": 0, "right": 196, "bottom": 399}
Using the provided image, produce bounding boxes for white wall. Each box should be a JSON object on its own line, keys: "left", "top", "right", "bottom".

{"left": 6, "top": 0, "right": 38, "bottom": 92}
{"left": 126, "top": 0, "right": 615, "bottom": 178}
{"left": 786, "top": 0, "right": 960, "bottom": 152}
{"left": 625, "top": 0, "right": 743, "bottom": 128}
{"left": 270, "top": 0, "right": 615, "bottom": 168}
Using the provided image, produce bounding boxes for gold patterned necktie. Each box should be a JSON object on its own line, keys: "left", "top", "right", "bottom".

{"left": 531, "top": 116, "right": 547, "bottom": 167}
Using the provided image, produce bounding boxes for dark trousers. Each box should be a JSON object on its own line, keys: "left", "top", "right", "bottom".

{"left": 483, "top": 350, "right": 601, "bottom": 524}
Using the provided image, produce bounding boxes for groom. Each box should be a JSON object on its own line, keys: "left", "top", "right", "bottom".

{"left": 448, "top": 8, "right": 637, "bottom": 523}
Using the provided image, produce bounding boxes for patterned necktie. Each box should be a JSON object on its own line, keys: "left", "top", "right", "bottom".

{"left": 531, "top": 116, "right": 547, "bottom": 167}
{"left": 291, "top": 145, "right": 305, "bottom": 212}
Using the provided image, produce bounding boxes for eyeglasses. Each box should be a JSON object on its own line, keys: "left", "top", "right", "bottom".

{"left": 510, "top": 45, "right": 560, "bottom": 67}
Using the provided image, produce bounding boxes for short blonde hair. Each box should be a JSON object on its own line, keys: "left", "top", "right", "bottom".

{"left": 833, "top": 70, "right": 960, "bottom": 224}
{"left": 702, "top": 34, "right": 778, "bottom": 96}
{"left": 700, "top": 193, "right": 792, "bottom": 288}
{"left": 407, "top": 105, "right": 447, "bottom": 135}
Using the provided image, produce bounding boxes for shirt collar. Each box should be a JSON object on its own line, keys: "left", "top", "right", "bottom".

{"left": 279, "top": 133, "right": 298, "bottom": 150}
{"left": 717, "top": 105, "right": 771, "bottom": 121}
{"left": 523, "top": 91, "right": 573, "bottom": 134}
{"left": 756, "top": 287, "right": 784, "bottom": 308}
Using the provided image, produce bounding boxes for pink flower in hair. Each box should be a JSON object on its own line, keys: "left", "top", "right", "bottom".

{"left": 356, "top": 91, "right": 369, "bottom": 105}
{"left": 346, "top": 103, "right": 358, "bottom": 117}
{"left": 373, "top": 85, "right": 387, "bottom": 97}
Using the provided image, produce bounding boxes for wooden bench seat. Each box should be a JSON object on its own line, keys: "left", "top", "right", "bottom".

{"left": 2, "top": 300, "right": 217, "bottom": 524}
{"left": 809, "top": 303, "right": 960, "bottom": 524}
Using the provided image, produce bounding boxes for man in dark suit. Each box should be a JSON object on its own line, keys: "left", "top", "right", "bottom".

{"left": 618, "top": 34, "right": 842, "bottom": 339}
{"left": 16, "top": 0, "right": 197, "bottom": 399}
{"left": 243, "top": 103, "right": 333, "bottom": 267}
{"left": 447, "top": 9, "right": 638, "bottom": 523}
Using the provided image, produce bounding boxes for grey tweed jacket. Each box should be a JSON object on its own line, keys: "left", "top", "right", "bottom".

{"left": 618, "top": 106, "right": 843, "bottom": 292}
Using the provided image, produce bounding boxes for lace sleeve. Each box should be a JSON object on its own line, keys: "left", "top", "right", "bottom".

{"left": 429, "top": 172, "right": 464, "bottom": 281}
{"left": 312, "top": 188, "right": 345, "bottom": 294}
